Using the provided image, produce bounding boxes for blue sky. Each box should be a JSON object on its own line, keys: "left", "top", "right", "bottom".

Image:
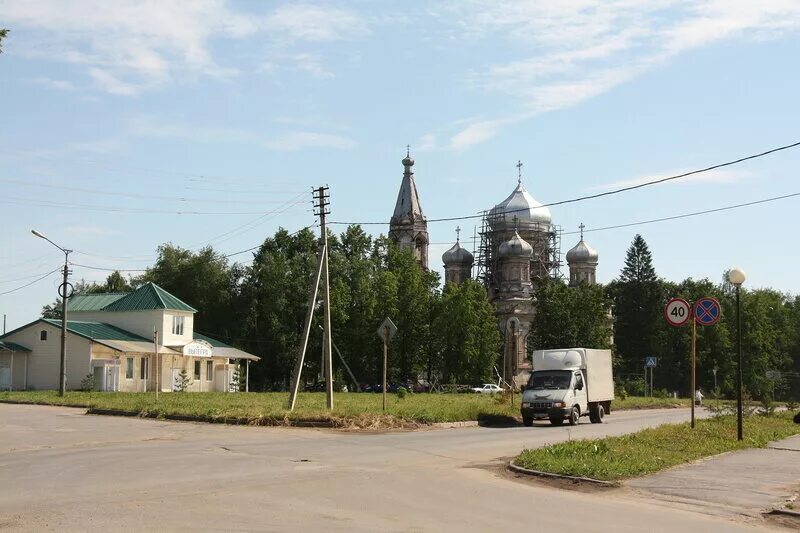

{"left": 2, "top": 1, "right": 800, "bottom": 330}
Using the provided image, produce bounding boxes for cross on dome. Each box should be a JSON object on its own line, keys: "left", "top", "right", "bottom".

{"left": 579, "top": 223, "right": 585, "bottom": 240}
{"left": 516, "top": 160, "right": 523, "bottom": 185}
{"left": 455, "top": 226, "right": 461, "bottom": 242}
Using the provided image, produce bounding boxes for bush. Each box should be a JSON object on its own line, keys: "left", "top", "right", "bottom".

{"left": 79, "top": 373, "right": 95, "bottom": 392}
{"left": 174, "top": 369, "right": 191, "bottom": 392}
{"left": 396, "top": 387, "right": 407, "bottom": 399}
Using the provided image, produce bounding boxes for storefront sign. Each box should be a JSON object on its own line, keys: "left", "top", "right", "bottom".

{"left": 182, "top": 340, "right": 213, "bottom": 357}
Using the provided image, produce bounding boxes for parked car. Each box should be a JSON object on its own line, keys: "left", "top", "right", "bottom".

{"left": 471, "top": 383, "right": 502, "bottom": 394}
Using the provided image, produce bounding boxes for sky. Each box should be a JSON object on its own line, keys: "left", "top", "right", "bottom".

{"left": 2, "top": 0, "right": 800, "bottom": 330}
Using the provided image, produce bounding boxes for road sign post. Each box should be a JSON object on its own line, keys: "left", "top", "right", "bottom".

{"left": 377, "top": 318, "right": 397, "bottom": 412}
{"left": 645, "top": 357, "right": 656, "bottom": 397}
{"left": 692, "top": 297, "right": 721, "bottom": 428}
{"left": 664, "top": 296, "right": 721, "bottom": 430}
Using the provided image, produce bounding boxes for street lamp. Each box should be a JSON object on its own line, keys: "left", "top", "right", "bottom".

{"left": 31, "top": 229, "right": 72, "bottom": 397}
{"left": 728, "top": 267, "right": 746, "bottom": 441}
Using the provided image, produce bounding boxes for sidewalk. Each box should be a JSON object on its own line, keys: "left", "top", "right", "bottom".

{"left": 627, "top": 435, "right": 800, "bottom": 518}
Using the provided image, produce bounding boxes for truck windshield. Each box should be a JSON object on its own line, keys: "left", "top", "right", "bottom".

{"left": 528, "top": 371, "right": 572, "bottom": 390}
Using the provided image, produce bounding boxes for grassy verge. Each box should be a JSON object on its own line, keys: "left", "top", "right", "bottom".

{"left": 0, "top": 391, "right": 695, "bottom": 428}
{"left": 613, "top": 396, "right": 691, "bottom": 409}
{"left": 514, "top": 412, "right": 800, "bottom": 481}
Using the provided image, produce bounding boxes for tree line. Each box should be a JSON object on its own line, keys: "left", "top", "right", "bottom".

{"left": 45, "top": 227, "right": 800, "bottom": 400}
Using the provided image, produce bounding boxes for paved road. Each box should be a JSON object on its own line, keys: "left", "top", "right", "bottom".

{"left": 630, "top": 435, "right": 800, "bottom": 516}
{"left": 0, "top": 404, "right": 773, "bottom": 532}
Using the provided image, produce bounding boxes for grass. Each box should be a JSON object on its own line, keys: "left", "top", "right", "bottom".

{"left": 514, "top": 412, "right": 800, "bottom": 481}
{"left": 0, "top": 391, "right": 695, "bottom": 428}
{"left": 613, "top": 395, "right": 691, "bottom": 409}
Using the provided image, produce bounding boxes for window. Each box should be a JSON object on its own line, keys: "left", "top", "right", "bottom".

{"left": 172, "top": 315, "right": 184, "bottom": 336}
{"left": 574, "top": 373, "right": 584, "bottom": 390}
{"left": 140, "top": 357, "right": 149, "bottom": 380}
{"left": 206, "top": 360, "right": 213, "bottom": 381}
{"left": 194, "top": 360, "right": 201, "bottom": 380}
{"left": 40, "top": 330, "right": 48, "bottom": 341}
{"left": 126, "top": 357, "right": 134, "bottom": 379}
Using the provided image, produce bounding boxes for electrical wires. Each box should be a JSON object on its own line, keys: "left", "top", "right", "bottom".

{"left": 330, "top": 140, "right": 800, "bottom": 226}
{"left": 0, "top": 266, "right": 63, "bottom": 296}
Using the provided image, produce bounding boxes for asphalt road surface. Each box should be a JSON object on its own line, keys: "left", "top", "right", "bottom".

{"left": 0, "top": 403, "right": 773, "bottom": 532}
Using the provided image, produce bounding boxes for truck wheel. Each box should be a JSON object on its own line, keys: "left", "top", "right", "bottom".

{"left": 568, "top": 407, "right": 579, "bottom": 426}
{"left": 523, "top": 416, "right": 533, "bottom": 427}
{"left": 596, "top": 404, "right": 605, "bottom": 423}
{"left": 589, "top": 410, "right": 598, "bottom": 424}
{"left": 549, "top": 417, "right": 563, "bottom": 426}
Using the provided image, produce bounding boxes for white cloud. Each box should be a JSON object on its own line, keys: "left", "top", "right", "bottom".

{"left": 417, "top": 133, "right": 437, "bottom": 152}
{"left": 128, "top": 115, "right": 258, "bottom": 143}
{"left": 88, "top": 67, "right": 143, "bottom": 96}
{"left": 588, "top": 168, "right": 753, "bottom": 192}
{"left": 444, "top": 0, "right": 800, "bottom": 149}
{"left": 264, "top": 4, "right": 370, "bottom": 42}
{"left": 264, "top": 131, "right": 357, "bottom": 151}
{"left": 1, "top": 1, "right": 368, "bottom": 95}
{"left": 31, "top": 77, "right": 76, "bottom": 91}
{"left": 450, "top": 117, "right": 519, "bottom": 151}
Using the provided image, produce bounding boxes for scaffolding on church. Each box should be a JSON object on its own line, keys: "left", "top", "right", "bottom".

{"left": 475, "top": 210, "right": 563, "bottom": 294}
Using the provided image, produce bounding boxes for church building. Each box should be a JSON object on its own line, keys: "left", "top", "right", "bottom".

{"left": 389, "top": 152, "right": 600, "bottom": 388}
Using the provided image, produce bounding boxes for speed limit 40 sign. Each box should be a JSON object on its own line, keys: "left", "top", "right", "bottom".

{"left": 665, "top": 298, "right": 691, "bottom": 327}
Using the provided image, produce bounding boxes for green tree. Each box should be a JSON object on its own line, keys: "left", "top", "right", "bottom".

{"left": 435, "top": 279, "right": 501, "bottom": 384}
{"left": 239, "top": 228, "right": 319, "bottom": 390}
{"left": 608, "top": 234, "right": 664, "bottom": 375}
{"left": 387, "top": 244, "right": 438, "bottom": 382}
{"left": 137, "top": 245, "right": 243, "bottom": 340}
{"left": 530, "top": 278, "right": 612, "bottom": 350}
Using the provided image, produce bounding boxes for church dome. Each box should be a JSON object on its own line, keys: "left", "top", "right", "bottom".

{"left": 566, "top": 239, "right": 598, "bottom": 264}
{"left": 489, "top": 182, "right": 551, "bottom": 229}
{"left": 499, "top": 231, "right": 533, "bottom": 259}
{"left": 442, "top": 241, "right": 474, "bottom": 266}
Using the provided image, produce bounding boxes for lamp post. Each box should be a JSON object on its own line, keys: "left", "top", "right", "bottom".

{"left": 31, "top": 230, "right": 72, "bottom": 397}
{"left": 728, "top": 267, "right": 746, "bottom": 441}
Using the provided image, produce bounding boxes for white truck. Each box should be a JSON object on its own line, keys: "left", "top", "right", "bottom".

{"left": 520, "top": 348, "right": 614, "bottom": 427}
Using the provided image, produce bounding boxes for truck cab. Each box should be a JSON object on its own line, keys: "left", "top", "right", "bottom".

{"left": 520, "top": 348, "right": 613, "bottom": 427}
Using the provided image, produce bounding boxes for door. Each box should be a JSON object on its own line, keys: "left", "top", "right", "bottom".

{"left": 172, "top": 368, "right": 181, "bottom": 391}
{"left": 92, "top": 366, "right": 104, "bottom": 391}
{"left": 574, "top": 371, "right": 588, "bottom": 412}
{"left": 0, "top": 361, "right": 10, "bottom": 390}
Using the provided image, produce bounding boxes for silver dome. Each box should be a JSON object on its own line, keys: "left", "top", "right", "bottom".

{"left": 499, "top": 231, "right": 533, "bottom": 258}
{"left": 566, "top": 239, "right": 598, "bottom": 264}
{"left": 442, "top": 242, "right": 474, "bottom": 266}
{"left": 489, "top": 182, "right": 551, "bottom": 229}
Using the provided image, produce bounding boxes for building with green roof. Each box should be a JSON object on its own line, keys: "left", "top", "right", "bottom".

{"left": 0, "top": 282, "right": 258, "bottom": 392}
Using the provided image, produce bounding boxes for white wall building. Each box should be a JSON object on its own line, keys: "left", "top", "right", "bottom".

{"left": 0, "top": 282, "right": 259, "bottom": 392}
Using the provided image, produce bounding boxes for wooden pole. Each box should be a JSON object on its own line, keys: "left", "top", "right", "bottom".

{"left": 154, "top": 330, "right": 159, "bottom": 402}
{"left": 287, "top": 243, "right": 325, "bottom": 410}
{"left": 691, "top": 314, "right": 696, "bottom": 429}
{"left": 320, "top": 209, "right": 334, "bottom": 410}
{"left": 382, "top": 325, "right": 388, "bottom": 412}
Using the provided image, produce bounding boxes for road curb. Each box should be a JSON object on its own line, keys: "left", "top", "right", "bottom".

{"left": 507, "top": 461, "right": 620, "bottom": 487}
{"left": 765, "top": 508, "right": 800, "bottom": 518}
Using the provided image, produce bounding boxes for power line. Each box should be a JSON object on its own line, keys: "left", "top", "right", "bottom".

{"left": 0, "top": 177, "right": 309, "bottom": 205}
{"left": 427, "top": 190, "right": 800, "bottom": 246}
{"left": 329, "top": 140, "right": 800, "bottom": 226}
{"left": 0, "top": 196, "right": 287, "bottom": 215}
{"left": 565, "top": 191, "right": 800, "bottom": 236}
{"left": 67, "top": 223, "right": 318, "bottom": 272}
{"left": 0, "top": 266, "right": 62, "bottom": 296}
{"left": 0, "top": 266, "right": 63, "bottom": 284}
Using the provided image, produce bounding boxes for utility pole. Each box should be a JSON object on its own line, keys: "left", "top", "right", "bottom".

{"left": 31, "top": 230, "right": 72, "bottom": 396}
{"left": 287, "top": 186, "right": 334, "bottom": 411}
{"left": 154, "top": 330, "right": 159, "bottom": 402}
{"left": 317, "top": 187, "right": 334, "bottom": 409}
